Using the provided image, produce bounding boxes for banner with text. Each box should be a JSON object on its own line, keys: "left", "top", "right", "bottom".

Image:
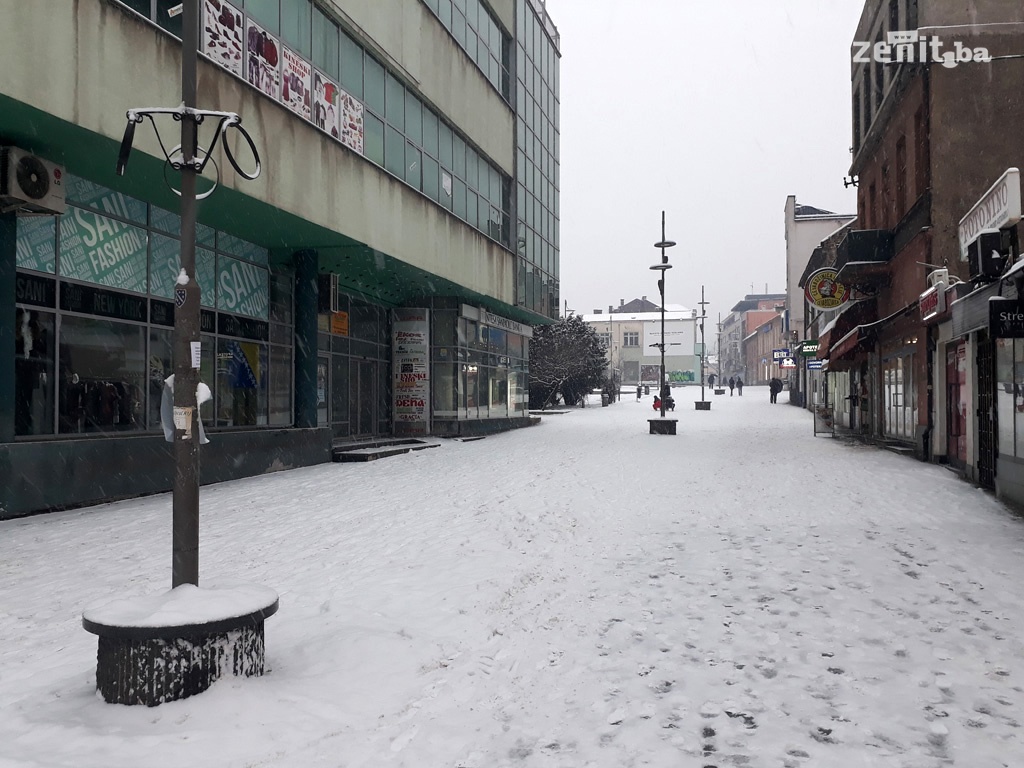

{"left": 392, "top": 308, "right": 430, "bottom": 435}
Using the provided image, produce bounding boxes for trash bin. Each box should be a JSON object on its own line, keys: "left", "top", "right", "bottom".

{"left": 601, "top": 394, "right": 609, "bottom": 407}
{"left": 644, "top": 385, "right": 650, "bottom": 395}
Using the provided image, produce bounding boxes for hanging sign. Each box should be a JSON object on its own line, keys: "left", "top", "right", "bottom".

{"left": 772, "top": 348, "right": 790, "bottom": 360}
{"left": 807, "top": 359, "right": 824, "bottom": 370}
{"left": 780, "top": 357, "right": 797, "bottom": 369}
{"left": 800, "top": 340, "right": 820, "bottom": 357}
{"left": 804, "top": 268, "right": 850, "bottom": 310}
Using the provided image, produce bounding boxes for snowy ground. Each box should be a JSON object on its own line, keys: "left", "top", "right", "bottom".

{"left": 3, "top": 385, "right": 1024, "bottom": 768}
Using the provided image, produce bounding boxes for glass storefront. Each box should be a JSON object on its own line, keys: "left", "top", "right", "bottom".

{"left": 882, "top": 343, "right": 917, "bottom": 441}
{"left": 12, "top": 173, "right": 291, "bottom": 439}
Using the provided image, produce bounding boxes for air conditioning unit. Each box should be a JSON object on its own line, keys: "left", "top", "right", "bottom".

{"left": 968, "top": 229, "right": 1010, "bottom": 281}
{"left": 926, "top": 268, "right": 948, "bottom": 289}
{"left": 0, "top": 147, "right": 66, "bottom": 215}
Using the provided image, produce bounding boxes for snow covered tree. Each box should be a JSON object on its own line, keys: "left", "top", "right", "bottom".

{"left": 528, "top": 315, "right": 609, "bottom": 408}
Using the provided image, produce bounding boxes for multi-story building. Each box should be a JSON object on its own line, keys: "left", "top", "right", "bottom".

{"left": 0, "top": 0, "right": 560, "bottom": 517}
{"left": 582, "top": 299, "right": 697, "bottom": 387}
{"left": 824, "top": 0, "right": 1024, "bottom": 504}
{"left": 719, "top": 294, "right": 787, "bottom": 384}
{"left": 783, "top": 196, "right": 855, "bottom": 402}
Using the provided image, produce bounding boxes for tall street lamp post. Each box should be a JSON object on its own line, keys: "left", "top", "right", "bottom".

{"left": 651, "top": 211, "right": 675, "bottom": 419}
{"left": 695, "top": 285, "right": 711, "bottom": 410}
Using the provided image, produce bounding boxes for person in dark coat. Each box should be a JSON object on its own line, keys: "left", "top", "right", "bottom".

{"left": 736, "top": 376, "right": 744, "bottom": 396}
{"left": 728, "top": 376, "right": 735, "bottom": 396}
{"left": 708, "top": 373, "right": 716, "bottom": 388}
{"left": 769, "top": 377, "right": 783, "bottom": 404}
{"left": 636, "top": 384, "right": 642, "bottom": 402}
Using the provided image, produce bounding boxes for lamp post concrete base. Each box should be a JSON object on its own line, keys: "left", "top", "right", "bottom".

{"left": 83, "top": 584, "right": 278, "bottom": 706}
{"left": 714, "top": 388, "right": 726, "bottom": 395}
{"left": 695, "top": 401, "right": 711, "bottom": 410}
{"left": 648, "top": 419, "right": 678, "bottom": 435}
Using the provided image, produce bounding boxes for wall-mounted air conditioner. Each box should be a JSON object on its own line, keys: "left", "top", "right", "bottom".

{"left": 0, "top": 146, "right": 66, "bottom": 215}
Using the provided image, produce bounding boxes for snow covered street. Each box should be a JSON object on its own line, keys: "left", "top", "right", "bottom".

{"left": 3, "top": 386, "right": 1024, "bottom": 767}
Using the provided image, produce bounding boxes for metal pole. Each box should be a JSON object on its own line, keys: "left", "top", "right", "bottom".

{"left": 651, "top": 211, "right": 675, "bottom": 419}
{"left": 698, "top": 286, "right": 708, "bottom": 402}
{"left": 173, "top": 0, "right": 201, "bottom": 588}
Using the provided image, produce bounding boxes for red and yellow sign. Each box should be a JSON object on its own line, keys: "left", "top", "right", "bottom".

{"left": 804, "top": 269, "right": 850, "bottom": 310}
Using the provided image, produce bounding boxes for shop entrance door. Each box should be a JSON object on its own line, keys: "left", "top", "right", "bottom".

{"left": 317, "top": 356, "right": 329, "bottom": 426}
{"left": 350, "top": 360, "right": 377, "bottom": 437}
{"left": 977, "top": 334, "right": 996, "bottom": 489}
{"left": 947, "top": 344, "right": 967, "bottom": 468}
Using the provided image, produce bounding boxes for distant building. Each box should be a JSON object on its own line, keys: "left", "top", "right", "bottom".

{"left": 582, "top": 301, "right": 698, "bottom": 386}
{"left": 719, "top": 294, "right": 787, "bottom": 383}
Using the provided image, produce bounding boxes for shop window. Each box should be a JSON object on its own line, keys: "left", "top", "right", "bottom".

{"left": 216, "top": 339, "right": 268, "bottom": 426}
{"left": 490, "top": 366, "right": 508, "bottom": 414}
{"left": 269, "top": 344, "right": 292, "bottom": 426}
{"left": 59, "top": 209, "right": 149, "bottom": 294}
{"left": 59, "top": 316, "right": 146, "bottom": 434}
{"left": 14, "top": 309, "right": 55, "bottom": 436}
{"left": 331, "top": 354, "right": 349, "bottom": 425}
{"left": 433, "top": 363, "right": 458, "bottom": 415}
{"left": 149, "top": 328, "right": 214, "bottom": 431}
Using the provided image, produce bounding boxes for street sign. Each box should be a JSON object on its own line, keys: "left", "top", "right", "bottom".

{"left": 800, "top": 340, "right": 819, "bottom": 357}
{"left": 780, "top": 357, "right": 796, "bottom": 369}
{"left": 773, "top": 348, "right": 790, "bottom": 360}
{"left": 807, "top": 359, "right": 824, "bottom": 370}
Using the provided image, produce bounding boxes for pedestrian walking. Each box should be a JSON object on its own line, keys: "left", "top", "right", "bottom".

{"left": 728, "top": 376, "right": 735, "bottom": 396}
{"left": 769, "top": 377, "right": 782, "bottom": 404}
{"left": 708, "top": 373, "right": 716, "bottom": 388}
{"left": 736, "top": 376, "right": 744, "bottom": 396}
{"left": 636, "top": 384, "right": 642, "bottom": 402}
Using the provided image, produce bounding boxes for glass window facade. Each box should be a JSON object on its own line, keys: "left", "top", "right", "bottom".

{"left": 12, "top": 174, "right": 289, "bottom": 438}
{"left": 420, "top": 0, "right": 511, "bottom": 99}
{"left": 514, "top": 0, "right": 559, "bottom": 318}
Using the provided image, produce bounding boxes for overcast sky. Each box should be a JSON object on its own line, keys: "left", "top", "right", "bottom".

{"left": 543, "top": 0, "right": 866, "bottom": 323}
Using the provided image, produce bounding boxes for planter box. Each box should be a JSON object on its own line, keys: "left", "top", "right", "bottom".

{"left": 648, "top": 419, "right": 678, "bottom": 435}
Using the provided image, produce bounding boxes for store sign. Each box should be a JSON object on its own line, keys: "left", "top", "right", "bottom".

{"left": 990, "top": 297, "right": 1024, "bottom": 338}
{"left": 15, "top": 273, "right": 56, "bottom": 308}
{"left": 245, "top": 18, "right": 280, "bottom": 101}
{"left": 807, "top": 359, "right": 824, "bottom": 370}
{"left": 217, "top": 255, "right": 269, "bottom": 319}
{"left": 202, "top": 0, "right": 243, "bottom": 77}
{"left": 281, "top": 46, "right": 311, "bottom": 120}
{"left": 330, "top": 311, "right": 349, "bottom": 336}
{"left": 959, "top": 168, "right": 1021, "bottom": 261}
{"left": 804, "top": 268, "right": 850, "bottom": 310}
{"left": 59, "top": 207, "right": 148, "bottom": 294}
{"left": 392, "top": 308, "right": 430, "bottom": 434}
{"left": 772, "top": 348, "right": 790, "bottom": 360}
{"left": 780, "top": 357, "right": 796, "bottom": 369}
{"left": 482, "top": 309, "right": 533, "bottom": 338}
{"left": 800, "top": 340, "right": 819, "bottom": 357}
{"left": 920, "top": 284, "right": 946, "bottom": 321}
{"left": 60, "top": 282, "right": 146, "bottom": 323}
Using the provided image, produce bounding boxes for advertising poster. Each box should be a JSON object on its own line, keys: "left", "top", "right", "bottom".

{"left": 217, "top": 255, "right": 269, "bottom": 319}
{"left": 59, "top": 208, "right": 148, "bottom": 294}
{"left": 313, "top": 69, "right": 340, "bottom": 139}
{"left": 15, "top": 216, "right": 56, "bottom": 273}
{"left": 149, "top": 234, "right": 216, "bottom": 308}
{"left": 202, "top": 0, "right": 243, "bottom": 77}
{"left": 340, "top": 89, "right": 364, "bottom": 154}
{"left": 281, "top": 46, "right": 311, "bottom": 120}
{"left": 246, "top": 18, "right": 280, "bottom": 100}
{"left": 392, "top": 308, "right": 430, "bottom": 434}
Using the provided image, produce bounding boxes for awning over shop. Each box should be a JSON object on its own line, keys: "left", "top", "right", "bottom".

{"left": 825, "top": 299, "right": 920, "bottom": 369}
{"left": 815, "top": 298, "right": 878, "bottom": 359}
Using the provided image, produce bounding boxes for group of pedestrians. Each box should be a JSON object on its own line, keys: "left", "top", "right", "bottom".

{"left": 726, "top": 376, "right": 743, "bottom": 396}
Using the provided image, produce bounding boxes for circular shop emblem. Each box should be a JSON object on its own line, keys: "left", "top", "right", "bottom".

{"left": 804, "top": 268, "right": 850, "bottom": 310}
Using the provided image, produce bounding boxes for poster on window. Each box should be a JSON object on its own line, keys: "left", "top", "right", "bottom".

{"left": 340, "top": 88, "right": 364, "bottom": 154}
{"left": 281, "top": 46, "right": 311, "bottom": 120}
{"left": 246, "top": 18, "right": 280, "bottom": 100}
{"left": 217, "top": 255, "right": 269, "bottom": 319}
{"left": 392, "top": 308, "right": 430, "bottom": 434}
{"left": 312, "top": 69, "right": 340, "bottom": 139}
{"left": 149, "top": 235, "right": 216, "bottom": 308}
{"left": 58, "top": 208, "right": 148, "bottom": 294}
{"left": 202, "top": 0, "right": 243, "bottom": 77}
{"left": 15, "top": 216, "right": 56, "bottom": 273}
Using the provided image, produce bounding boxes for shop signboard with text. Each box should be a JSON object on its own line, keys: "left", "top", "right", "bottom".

{"left": 959, "top": 168, "right": 1021, "bottom": 261}
{"left": 990, "top": 298, "right": 1024, "bottom": 338}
